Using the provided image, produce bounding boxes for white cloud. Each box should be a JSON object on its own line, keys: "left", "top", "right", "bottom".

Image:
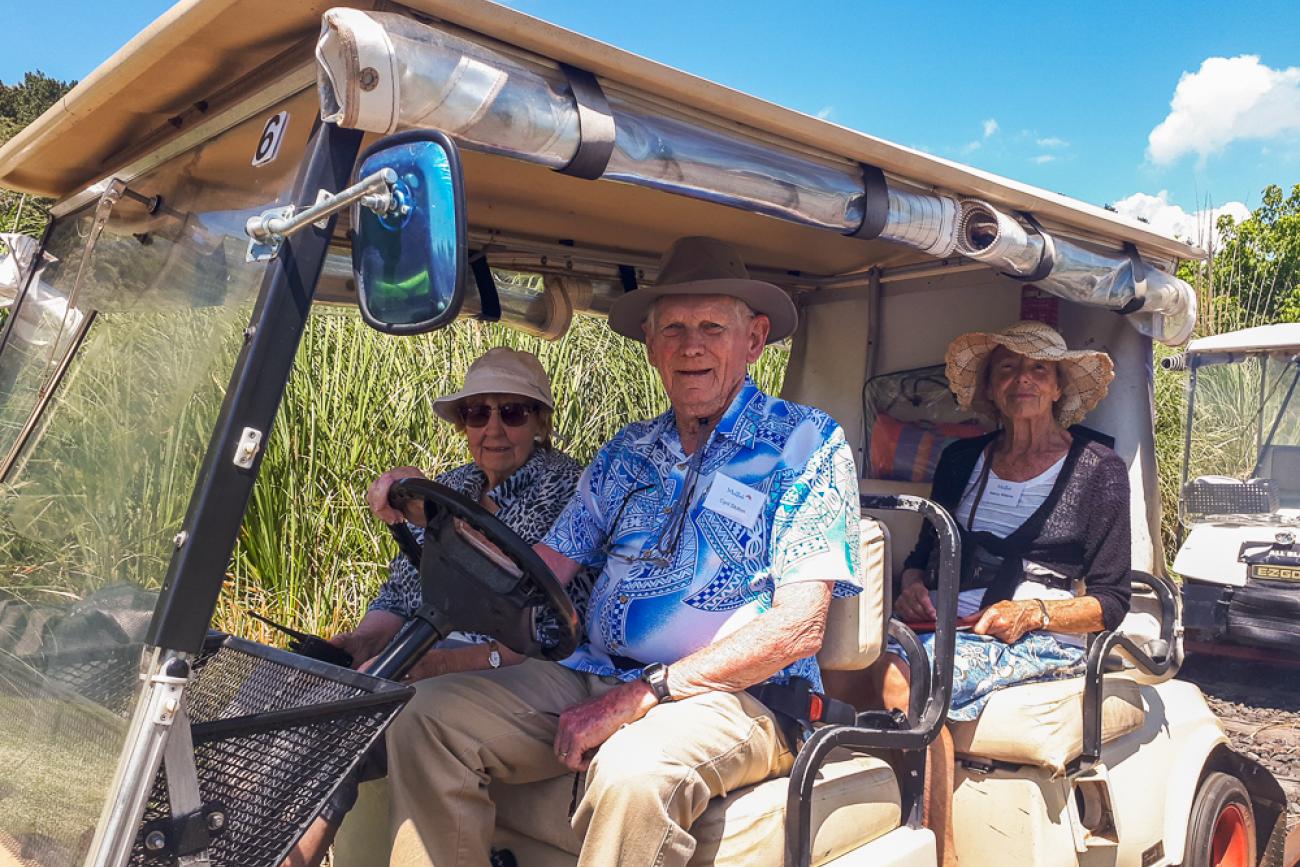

{"left": 1111, "top": 190, "right": 1251, "bottom": 245}
{"left": 982, "top": 118, "right": 999, "bottom": 138}
{"left": 1031, "top": 154, "right": 1057, "bottom": 165}
{"left": 1036, "top": 136, "right": 1068, "bottom": 148}
{"left": 961, "top": 140, "right": 982, "bottom": 154}
{"left": 815, "top": 105, "right": 835, "bottom": 120}
{"left": 1148, "top": 55, "right": 1300, "bottom": 165}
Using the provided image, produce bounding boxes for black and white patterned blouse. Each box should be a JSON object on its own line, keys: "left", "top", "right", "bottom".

{"left": 368, "top": 447, "right": 594, "bottom": 640}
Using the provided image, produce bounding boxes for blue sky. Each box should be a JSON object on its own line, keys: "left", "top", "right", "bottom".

{"left": 5, "top": 0, "right": 1298, "bottom": 240}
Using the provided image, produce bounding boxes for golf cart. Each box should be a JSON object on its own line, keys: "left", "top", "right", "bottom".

{"left": 1168, "top": 324, "right": 1300, "bottom": 661}
{"left": 0, "top": 1, "right": 1286, "bottom": 865}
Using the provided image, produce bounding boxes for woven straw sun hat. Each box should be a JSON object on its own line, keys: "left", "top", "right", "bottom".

{"left": 945, "top": 320, "right": 1115, "bottom": 428}
{"left": 607, "top": 236, "right": 798, "bottom": 345}
{"left": 431, "top": 347, "right": 555, "bottom": 424}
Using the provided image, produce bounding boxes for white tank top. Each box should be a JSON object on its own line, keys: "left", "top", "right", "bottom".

{"left": 946, "top": 453, "right": 1083, "bottom": 647}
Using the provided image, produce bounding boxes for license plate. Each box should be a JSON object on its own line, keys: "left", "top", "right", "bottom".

{"left": 1250, "top": 563, "right": 1300, "bottom": 582}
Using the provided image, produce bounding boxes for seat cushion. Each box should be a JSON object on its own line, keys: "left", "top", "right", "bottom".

{"left": 950, "top": 675, "right": 1146, "bottom": 774}
{"left": 817, "top": 517, "right": 887, "bottom": 672}
{"left": 690, "top": 749, "right": 900, "bottom": 866}
{"left": 491, "top": 749, "right": 901, "bottom": 866}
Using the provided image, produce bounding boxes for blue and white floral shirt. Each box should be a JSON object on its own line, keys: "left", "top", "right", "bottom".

{"left": 542, "top": 377, "right": 861, "bottom": 692}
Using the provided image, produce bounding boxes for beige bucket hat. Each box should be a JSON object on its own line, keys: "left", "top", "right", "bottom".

{"left": 431, "top": 347, "right": 555, "bottom": 423}
{"left": 945, "top": 320, "right": 1115, "bottom": 428}
{"left": 607, "top": 237, "right": 797, "bottom": 344}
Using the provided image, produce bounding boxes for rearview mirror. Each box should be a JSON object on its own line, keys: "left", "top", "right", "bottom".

{"left": 352, "top": 130, "right": 467, "bottom": 334}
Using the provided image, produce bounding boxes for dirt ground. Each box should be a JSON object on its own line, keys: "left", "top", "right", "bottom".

{"left": 1177, "top": 654, "right": 1300, "bottom": 833}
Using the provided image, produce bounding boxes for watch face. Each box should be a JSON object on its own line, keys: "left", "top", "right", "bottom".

{"left": 642, "top": 664, "right": 670, "bottom": 701}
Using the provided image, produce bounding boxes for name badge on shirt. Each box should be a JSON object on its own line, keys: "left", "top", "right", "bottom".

{"left": 703, "top": 472, "right": 764, "bottom": 527}
{"left": 982, "top": 478, "right": 1025, "bottom": 509}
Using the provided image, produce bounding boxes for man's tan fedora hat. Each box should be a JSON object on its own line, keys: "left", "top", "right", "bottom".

{"left": 945, "top": 320, "right": 1115, "bottom": 428}
{"left": 607, "top": 237, "right": 797, "bottom": 344}
{"left": 431, "top": 347, "right": 555, "bottom": 423}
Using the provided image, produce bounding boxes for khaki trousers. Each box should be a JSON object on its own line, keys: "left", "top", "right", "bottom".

{"left": 386, "top": 658, "right": 792, "bottom": 867}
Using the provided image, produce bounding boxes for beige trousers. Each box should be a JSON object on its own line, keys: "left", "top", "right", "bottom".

{"left": 386, "top": 658, "right": 792, "bottom": 867}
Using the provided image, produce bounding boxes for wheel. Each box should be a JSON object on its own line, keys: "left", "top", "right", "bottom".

{"left": 1185, "top": 771, "right": 1256, "bottom": 867}
{"left": 387, "top": 478, "right": 581, "bottom": 660}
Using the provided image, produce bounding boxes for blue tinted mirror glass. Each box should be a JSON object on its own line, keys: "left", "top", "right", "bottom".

{"left": 353, "top": 130, "right": 466, "bottom": 333}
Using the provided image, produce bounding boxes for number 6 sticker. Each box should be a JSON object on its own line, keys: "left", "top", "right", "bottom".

{"left": 252, "top": 111, "right": 289, "bottom": 167}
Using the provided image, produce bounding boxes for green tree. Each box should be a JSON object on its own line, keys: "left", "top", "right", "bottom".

{"left": 0, "top": 71, "right": 76, "bottom": 241}
{"left": 1183, "top": 184, "right": 1300, "bottom": 334}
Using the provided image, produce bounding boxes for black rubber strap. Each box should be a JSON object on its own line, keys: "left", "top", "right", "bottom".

{"left": 471, "top": 254, "right": 501, "bottom": 321}
{"left": 851, "top": 164, "right": 890, "bottom": 239}
{"left": 1116, "top": 241, "right": 1148, "bottom": 314}
{"left": 1001, "top": 211, "right": 1056, "bottom": 282}
{"left": 618, "top": 264, "right": 638, "bottom": 293}
{"left": 558, "top": 64, "right": 616, "bottom": 180}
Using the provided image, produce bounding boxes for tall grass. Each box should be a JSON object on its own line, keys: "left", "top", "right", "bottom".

{"left": 221, "top": 310, "right": 788, "bottom": 638}
{"left": 0, "top": 308, "right": 245, "bottom": 601}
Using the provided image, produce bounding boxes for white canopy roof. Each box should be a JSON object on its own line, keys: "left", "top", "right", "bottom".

{"left": 1186, "top": 323, "right": 1300, "bottom": 356}
{"left": 0, "top": 0, "right": 1205, "bottom": 268}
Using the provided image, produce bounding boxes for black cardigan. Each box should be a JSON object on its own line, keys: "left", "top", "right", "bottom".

{"left": 902, "top": 430, "right": 1132, "bottom": 631}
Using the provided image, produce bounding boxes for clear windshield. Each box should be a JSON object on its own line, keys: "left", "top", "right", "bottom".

{"left": 1188, "top": 354, "right": 1300, "bottom": 505}
{"left": 0, "top": 93, "right": 310, "bottom": 865}
{"left": 1187, "top": 358, "right": 1266, "bottom": 482}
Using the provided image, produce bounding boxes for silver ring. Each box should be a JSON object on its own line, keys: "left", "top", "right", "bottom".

{"left": 559, "top": 751, "right": 568, "bottom": 758}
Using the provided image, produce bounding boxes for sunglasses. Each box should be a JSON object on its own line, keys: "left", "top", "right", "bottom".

{"left": 603, "top": 445, "right": 706, "bottom": 567}
{"left": 459, "top": 402, "right": 539, "bottom": 428}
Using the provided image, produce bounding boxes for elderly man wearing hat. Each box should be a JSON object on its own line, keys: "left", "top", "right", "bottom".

{"left": 383, "top": 237, "right": 863, "bottom": 867}
{"left": 880, "top": 320, "right": 1131, "bottom": 866}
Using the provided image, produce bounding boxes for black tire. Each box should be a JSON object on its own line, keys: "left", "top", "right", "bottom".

{"left": 1185, "top": 771, "right": 1257, "bottom": 867}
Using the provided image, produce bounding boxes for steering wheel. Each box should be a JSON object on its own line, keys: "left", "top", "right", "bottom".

{"left": 387, "top": 478, "right": 581, "bottom": 660}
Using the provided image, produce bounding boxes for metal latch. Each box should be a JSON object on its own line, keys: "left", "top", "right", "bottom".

{"left": 233, "top": 427, "right": 263, "bottom": 469}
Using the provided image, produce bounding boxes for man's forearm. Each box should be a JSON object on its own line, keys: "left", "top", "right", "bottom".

{"left": 664, "top": 581, "right": 832, "bottom": 700}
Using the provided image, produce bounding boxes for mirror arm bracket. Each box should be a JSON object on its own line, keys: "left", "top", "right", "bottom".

{"left": 245, "top": 166, "right": 399, "bottom": 262}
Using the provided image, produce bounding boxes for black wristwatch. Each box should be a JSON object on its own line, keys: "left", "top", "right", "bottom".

{"left": 640, "top": 662, "right": 673, "bottom": 703}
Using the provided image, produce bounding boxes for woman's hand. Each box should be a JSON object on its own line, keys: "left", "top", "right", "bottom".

{"left": 894, "top": 568, "right": 937, "bottom": 622}
{"left": 330, "top": 610, "right": 404, "bottom": 664}
{"left": 973, "top": 599, "right": 1047, "bottom": 643}
{"left": 367, "top": 466, "right": 428, "bottom": 524}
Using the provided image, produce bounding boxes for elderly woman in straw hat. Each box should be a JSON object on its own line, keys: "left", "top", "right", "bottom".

{"left": 882, "top": 320, "right": 1132, "bottom": 865}
{"left": 286, "top": 348, "right": 591, "bottom": 867}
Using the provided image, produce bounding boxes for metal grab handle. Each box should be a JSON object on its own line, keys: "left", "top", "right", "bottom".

{"left": 1074, "top": 571, "right": 1178, "bottom": 773}
{"left": 783, "top": 493, "right": 962, "bottom": 867}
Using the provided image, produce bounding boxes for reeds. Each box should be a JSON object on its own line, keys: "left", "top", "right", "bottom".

{"left": 222, "top": 310, "right": 788, "bottom": 639}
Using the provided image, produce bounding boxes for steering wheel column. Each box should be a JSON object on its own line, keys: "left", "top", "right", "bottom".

{"left": 366, "top": 601, "right": 455, "bottom": 681}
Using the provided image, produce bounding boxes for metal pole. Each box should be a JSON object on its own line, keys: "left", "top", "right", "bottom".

{"left": 244, "top": 167, "right": 396, "bottom": 245}
{"left": 149, "top": 120, "right": 363, "bottom": 653}
{"left": 9, "top": 192, "right": 26, "bottom": 232}
{"left": 1177, "top": 365, "right": 1197, "bottom": 548}
{"left": 85, "top": 651, "right": 192, "bottom": 867}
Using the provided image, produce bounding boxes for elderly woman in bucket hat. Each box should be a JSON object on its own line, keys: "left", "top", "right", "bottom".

{"left": 285, "top": 348, "right": 591, "bottom": 867}
{"left": 333, "top": 347, "right": 592, "bottom": 675}
{"left": 881, "top": 320, "right": 1131, "bottom": 866}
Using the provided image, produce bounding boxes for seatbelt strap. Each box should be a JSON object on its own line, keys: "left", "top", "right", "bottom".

{"left": 747, "top": 678, "right": 857, "bottom": 729}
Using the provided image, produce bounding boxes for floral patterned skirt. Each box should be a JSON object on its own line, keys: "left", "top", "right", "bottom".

{"left": 914, "top": 631, "right": 1085, "bottom": 722}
